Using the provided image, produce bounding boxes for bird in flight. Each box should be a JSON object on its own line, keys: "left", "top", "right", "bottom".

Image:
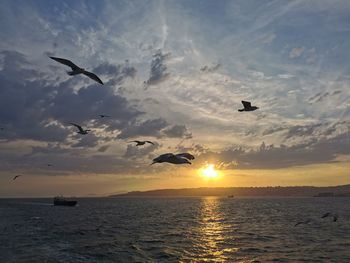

{"left": 129, "top": 140, "right": 155, "bottom": 146}
{"left": 294, "top": 219, "right": 312, "bottom": 227}
{"left": 12, "top": 175, "right": 22, "bottom": 181}
{"left": 50, "top": 56, "right": 104, "bottom": 85}
{"left": 238, "top": 101, "right": 259, "bottom": 112}
{"left": 98, "top": 114, "right": 111, "bottom": 118}
{"left": 321, "top": 212, "right": 338, "bottom": 222}
{"left": 47, "top": 164, "right": 53, "bottom": 167}
{"left": 69, "top": 123, "right": 91, "bottom": 135}
{"left": 151, "top": 153, "right": 195, "bottom": 165}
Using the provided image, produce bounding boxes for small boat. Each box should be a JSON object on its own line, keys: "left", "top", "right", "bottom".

{"left": 53, "top": 196, "right": 77, "bottom": 206}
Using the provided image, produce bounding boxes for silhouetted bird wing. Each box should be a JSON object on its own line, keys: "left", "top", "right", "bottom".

{"left": 176, "top": 153, "right": 195, "bottom": 160}
{"left": 13, "top": 175, "right": 22, "bottom": 180}
{"left": 69, "top": 123, "right": 84, "bottom": 132}
{"left": 50, "top": 57, "right": 80, "bottom": 70}
{"left": 129, "top": 140, "right": 141, "bottom": 144}
{"left": 321, "top": 212, "right": 331, "bottom": 218}
{"left": 146, "top": 141, "right": 155, "bottom": 145}
{"left": 83, "top": 71, "right": 104, "bottom": 85}
{"left": 294, "top": 222, "right": 303, "bottom": 227}
{"left": 241, "top": 101, "right": 251, "bottom": 109}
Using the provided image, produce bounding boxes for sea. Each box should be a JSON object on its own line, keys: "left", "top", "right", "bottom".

{"left": 0, "top": 197, "right": 349, "bottom": 263}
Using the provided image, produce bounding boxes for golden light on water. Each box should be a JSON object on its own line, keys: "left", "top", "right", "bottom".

{"left": 200, "top": 164, "right": 220, "bottom": 180}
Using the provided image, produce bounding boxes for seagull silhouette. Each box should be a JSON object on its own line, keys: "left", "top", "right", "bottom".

{"left": 50, "top": 56, "right": 104, "bottom": 85}
{"left": 47, "top": 164, "right": 53, "bottom": 167}
{"left": 98, "top": 114, "right": 111, "bottom": 118}
{"left": 238, "top": 101, "right": 259, "bottom": 112}
{"left": 151, "top": 153, "right": 194, "bottom": 165}
{"left": 12, "top": 175, "right": 22, "bottom": 181}
{"left": 294, "top": 219, "right": 312, "bottom": 227}
{"left": 69, "top": 123, "right": 91, "bottom": 135}
{"left": 321, "top": 212, "right": 338, "bottom": 222}
{"left": 129, "top": 140, "right": 155, "bottom": 146}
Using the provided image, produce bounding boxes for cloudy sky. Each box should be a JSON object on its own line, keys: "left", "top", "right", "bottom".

{"left": 0, "top": 0, "right": 349, "bottom": 197}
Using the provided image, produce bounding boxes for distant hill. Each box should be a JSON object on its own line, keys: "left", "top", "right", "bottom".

{"left": 110, "top": 185, "right": 350, "bottom": 197}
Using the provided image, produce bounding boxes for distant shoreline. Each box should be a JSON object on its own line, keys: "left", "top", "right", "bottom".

{"left": 110, "top": 184, "right": 350, "bottom": 198}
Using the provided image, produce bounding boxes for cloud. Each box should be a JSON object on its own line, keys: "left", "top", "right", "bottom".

{"left": 308, "top": 90, "right": 342, "bottom": 104}
{"left": 162, "top": 125, "right": 192, "bottom": 139}
{"left": 145, "top": 50, "right": 171, "bottom": 85}
{"left": 196, "top": 130, "right": 350, "bottom": 169}
{"left": 200, "top": 63, "right": 221, "bottom": 73}
{"left": 289, "top": 47, "right": 305, "bottom": 59}
{"left": 116, "top": 118, "right": 192, "bottom": 139}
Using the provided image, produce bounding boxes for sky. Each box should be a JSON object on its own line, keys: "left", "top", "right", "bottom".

{"left": 0, "top": 0, "right": 349, "bottom": 197}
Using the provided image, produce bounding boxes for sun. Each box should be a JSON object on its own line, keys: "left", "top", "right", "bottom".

{"left": 200, "top": 164, "right": 219, "bottom": 179}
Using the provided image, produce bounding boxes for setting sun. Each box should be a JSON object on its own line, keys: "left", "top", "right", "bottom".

{"left": 200, "top": 164, "right": 219, "bottom": 179}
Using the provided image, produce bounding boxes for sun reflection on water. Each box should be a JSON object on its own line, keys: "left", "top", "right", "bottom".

{"left": 185, "top": 197, "right": 239, "bottom": 262}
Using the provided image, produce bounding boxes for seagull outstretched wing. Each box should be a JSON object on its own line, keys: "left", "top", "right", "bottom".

{"left": 83, "top": 71, "right": 104, "bottom": 85}
{"left": 176, "top": 153, "right": 195, "bottom": 160}
{"left": 13, "top": 175, "right": 22, "bottom": 180}
{"left": 146, "top": 141, "right": 155, "bottom": 145}
{"left": 321, "top": 212, "right": 331, "bottom": 218}
{"left": 50, "top": 57, "right": 80, "bottom": 70}
{"left": 69, "top": 123, "right": 84, "bottom": 132}
{"left": 241, "top": 101, "right": 251, "bottom": 109}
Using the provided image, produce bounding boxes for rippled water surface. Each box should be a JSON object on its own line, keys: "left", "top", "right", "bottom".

{"left": 0, "top": 197, "right": 349, "bottom": 262}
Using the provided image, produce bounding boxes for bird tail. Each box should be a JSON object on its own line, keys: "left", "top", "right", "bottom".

{"left": 238, "top": 109, "right": 244, "bottom": 112}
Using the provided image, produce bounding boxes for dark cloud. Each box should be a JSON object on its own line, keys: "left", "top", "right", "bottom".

{"left": 162, "top": 125, "right": 192, "bottom": 139}
{"left": 0, "top": 50, "right": 142, "bottom": 148}
{"left": 116, "top": 118, "right": 193, "bottom": 140}
{"left": 308, "top": 90, "right": 342, "bottom": 104}
{"left": 196, "top": 131, "right": 350, "bottom": 169}
{"left": 145, "top": 50, "right": 171, "bottom": 85}
{"left": 124, "top": 143, "right": 159, "bottom": 159}
{"left": 117, "top": 118, "right": 168, "bottom": 139}
{"left": 72, "top": 134, "right": 99, "bottom": 148}
{"left": 200, "top": 63, "right": 221, "bottom": 73}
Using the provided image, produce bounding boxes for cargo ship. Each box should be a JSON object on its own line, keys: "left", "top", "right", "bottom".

{"left": 53, "top": 196, "right": 77, "bottom": 206}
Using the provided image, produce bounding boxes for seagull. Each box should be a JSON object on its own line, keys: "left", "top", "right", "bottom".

{"left": 47, "top": 164, "right": 53, "bottom": 167}
{"left": 151, "top": 153, "right": 194, "bottom": 165}
{"left": 69, "top": 123, "right": 91, "bottom": 135}
{"left": 98, "top": 114, "right": 111, "bottom": 118}
{"left": 12, "top": 175, "right": 22, "bottom": 181}
{"left": 129, "top": 140, "right": 155, "bottom": 146}
{"left": 49, "top": 56, "right": 104, "bottom": 85}
{"left": 321, "top": 212, "right": 338, "bottom": 222}
{"left": 294, "top": 219, "right": 312, "bottom": 227}
{"left": 175, "top": 153, "right": 195, "bottom": 160}
{"left": 238, "top": 101, "right": 259, "bottom": 112}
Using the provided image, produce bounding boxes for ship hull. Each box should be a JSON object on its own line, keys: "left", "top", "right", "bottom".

{"left": 53, "top": 200, "right": 77, "bottom": 206}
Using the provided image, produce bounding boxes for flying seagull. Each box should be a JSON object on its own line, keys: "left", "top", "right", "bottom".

{"left": 69, "top": 123, "right": 91, "bottom": 135}
{"left": 98, "top": 114, "right": 111, "bottom": 118}
{"left": 238, "top": 101, "right": 259, "bottom": 112}
{"left": 321, "top": 212, "right": 338, "bottom": 222}
{"left": 47, "top": 164, "right": 53, "bottom": 167}
{"left": 12, "top": 175, "right": 22, "bottom": 181}
{"left": 151, "top": 153, "right": 194, "bottom": 165}
{"left": 129, "top": 140, "right": 155, "bottom": 146}
{"left": 294, "top": 219, "right": 312, "bottom": 227}
{"left": 50, "top": 56, "right": 104, "bottom": 85}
